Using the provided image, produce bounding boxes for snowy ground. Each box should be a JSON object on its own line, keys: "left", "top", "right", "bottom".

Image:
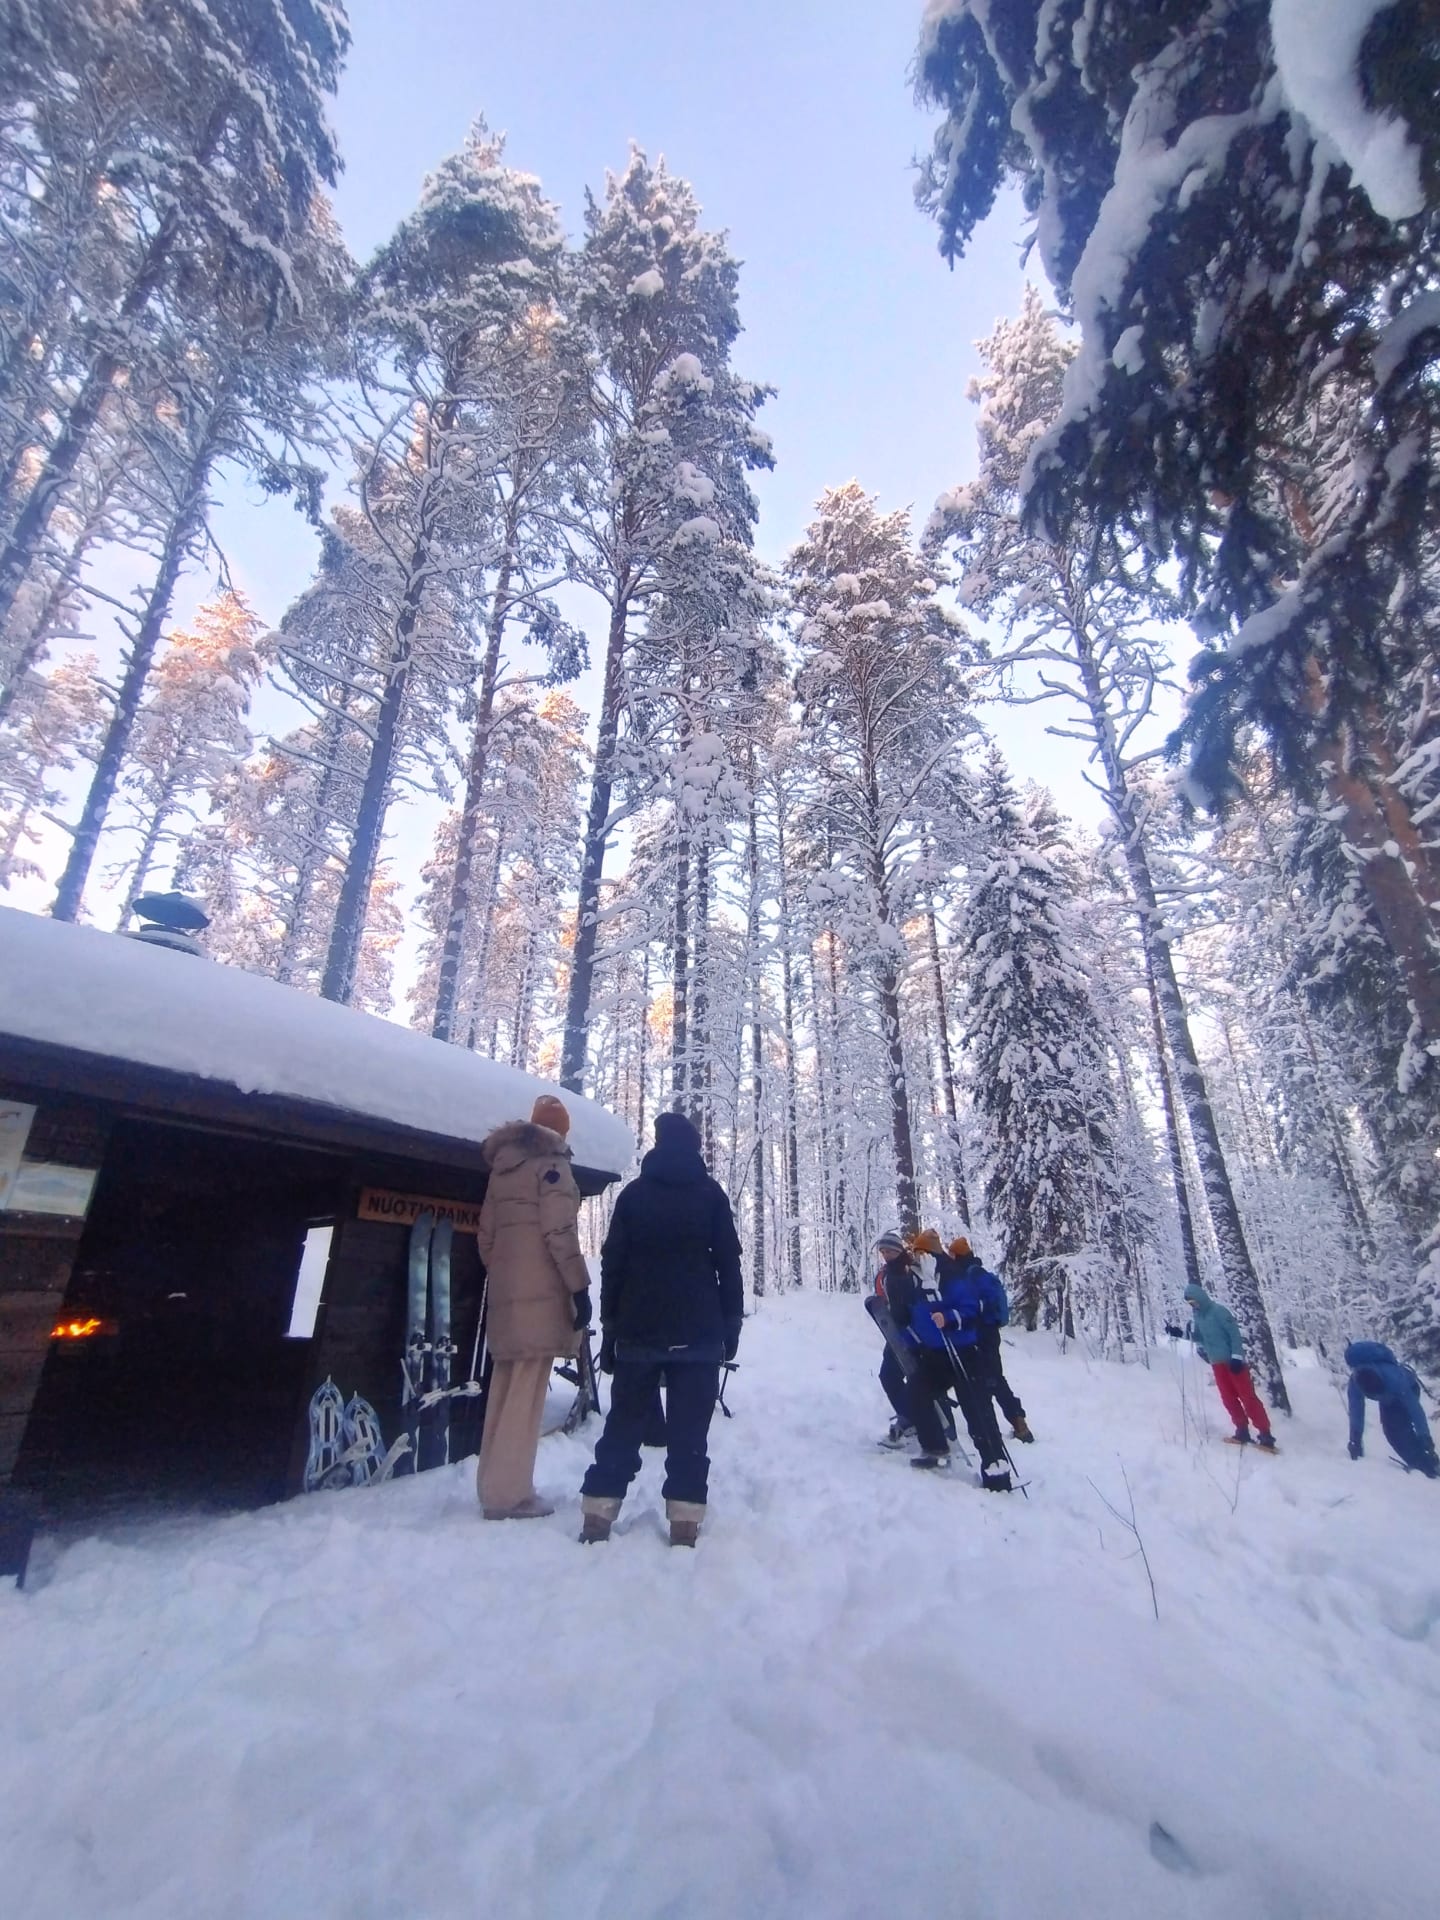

{"left": 3, "top": 1292, "right": 1438, "bottom": 1920}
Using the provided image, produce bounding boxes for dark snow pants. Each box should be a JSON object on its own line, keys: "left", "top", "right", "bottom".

{"left": 879, "top": 1345, "right": 912, "bottom": 1424}
{"left": 975, "top": 1323, "right": 1025, "bottom": 1427}
{"left": 582, "top": 1359, "right": 720, "bottom": 1506}
{"left": 911, "top": 1346, "right": 1006, "bottom": 1469}
{"left": 1379, "top": 1395, "right": 1440, "bottom": 1474}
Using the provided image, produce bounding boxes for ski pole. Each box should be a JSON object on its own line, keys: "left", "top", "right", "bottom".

{"left": 936, "top": 1333, "right": 976, "bottom": 1467}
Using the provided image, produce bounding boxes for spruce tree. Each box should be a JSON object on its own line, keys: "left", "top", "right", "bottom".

{"left": 960, "top": 751, "right": 1132, "bottom": 1333}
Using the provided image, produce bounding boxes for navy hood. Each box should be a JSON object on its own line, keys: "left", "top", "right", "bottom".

{"left": 640, "top": 1143, "right": 707, "bottom": 1187}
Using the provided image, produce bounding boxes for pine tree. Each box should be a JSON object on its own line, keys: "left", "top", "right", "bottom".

{"left": 0, "top": 0, "right": 350, "bottom": 639}
{"left": 411, "top": 690, "right": 585, "bottom": 1055}
{"left": 48, "top": 193, "right": 349, "bottom": 922}
{"left": 107, "top": 592, "right": 265, "bottom": 919}
{"left": 557, "top": 148, "right": 773, "bottom": 1091}
{"left": 0, "top": 653, "right": 105, "bottom": 887}
{"left": 788, "top": 482, "right": 976, "bottom": 1234}
{"left": 318, "top": 122, "right": 576, "bottom": 1003}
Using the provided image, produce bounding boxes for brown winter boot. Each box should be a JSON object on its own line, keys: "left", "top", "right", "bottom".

{"left": 666, "top": 1497, "right": 705, "bottom": 1548}
{"left": 579, "top": 1494, "right": 621, "bottom": 1544}
{"left": 1011, "top": 1417, "right": 1034, "bottom": 1443}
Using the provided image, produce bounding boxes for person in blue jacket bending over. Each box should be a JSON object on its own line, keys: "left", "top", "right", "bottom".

{"left": 1345, "top": 1341, "right": 1439, "bottom": 1477}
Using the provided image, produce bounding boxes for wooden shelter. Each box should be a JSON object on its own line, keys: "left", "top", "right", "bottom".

{"left": 0, "top": 906, "right": 631, "bottom": 1574}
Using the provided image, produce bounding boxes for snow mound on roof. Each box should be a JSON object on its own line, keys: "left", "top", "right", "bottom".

{"left": 0, "top": 907, "right": 633, "bottom": 1175}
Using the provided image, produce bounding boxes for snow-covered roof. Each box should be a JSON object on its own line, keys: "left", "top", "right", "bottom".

{"left": 0, "top": 906, "right": 633, "bottom": 1176}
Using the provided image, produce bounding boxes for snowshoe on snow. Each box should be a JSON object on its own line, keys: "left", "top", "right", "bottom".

{"left": 981, "top": 1467, "right": 1013, "bottom": 1493}
{"left": 1223, "top": 1428, "right": 1252, "bottom": 1446}
{"left": 878, "top": 1418, "right": 914, "bottom": 1450}
{"left": 911, "top": 1452, "right": 952, "bottom": 1472}
{"left": 1255, "top": 1432, "right": 1278, "bottom": 1452}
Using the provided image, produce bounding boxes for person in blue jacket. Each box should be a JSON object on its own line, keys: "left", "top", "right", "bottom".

{"left": 893, "top": 1229, "right": 1012, "bottom": 1490}
{"left": 950, "top": 1236, "right": 1033, "bottom": 1443}
{"left": 1345, "top": 1341, "right": 1439, "bottom": 1477}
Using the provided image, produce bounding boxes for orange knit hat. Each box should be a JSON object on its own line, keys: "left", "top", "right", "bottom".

{"left": 949, "top": 1236, "right": 972, "bottom": 1261}
{"left": 911, "top": 1227, "right": 944, "bottom": 1257}
{"left": 530, "top": 1094, "right": 571, "bottom": 1137}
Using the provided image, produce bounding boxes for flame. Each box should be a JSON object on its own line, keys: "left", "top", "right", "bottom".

{"left": 52, "top": 1317, "right": 104, "bottom": 1340}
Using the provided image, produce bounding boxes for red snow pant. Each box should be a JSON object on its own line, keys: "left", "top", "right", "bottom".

{"left": 1212, "top": 1362, "right": 1271, "bottom": 1436}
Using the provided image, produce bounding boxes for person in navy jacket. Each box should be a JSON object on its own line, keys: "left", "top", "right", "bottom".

{"left": 1345, "top": 1340, "right": 1438, "bottom": 1477}
{"left": 579, "top": 1110, "right": 743, "bottom": 1546}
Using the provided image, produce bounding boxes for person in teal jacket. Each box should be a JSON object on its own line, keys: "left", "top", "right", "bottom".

{"left": 1183, "top": 1281, "right": 1276, "bottom": 1449}
{"left": 1345, "top": 1340, "right": 1438, "bottom": 1476}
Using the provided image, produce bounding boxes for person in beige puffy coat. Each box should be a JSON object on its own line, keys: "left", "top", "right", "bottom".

{"left": 475, "top": 1095, "right": 592, "bottom": 1519}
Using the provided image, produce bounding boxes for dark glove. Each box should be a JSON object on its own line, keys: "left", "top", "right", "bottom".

{"left": 572, "top": 1287, "right": 592, "bottom": 1332}
{"left": 1348, "top": 1439, "right": 1362, "bottom": 1460}
{"left": 598, "top": 1331, "right": 616, "bottom": 1374}
{"left": 1163, "top": 1322, "right": 1184, "bottom": 1340}
{"left": 1227, "top": 1357, "right": 1246, "bottom": 1375}
{"left": 724, "top": 1319, "right": 742, "bottom": 1365}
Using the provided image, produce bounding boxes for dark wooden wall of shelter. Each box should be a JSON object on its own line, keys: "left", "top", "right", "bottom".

{"left": 291, "top": 1161, "right": 489, "bottom": 1485}
{"left": 0, "top": 1081, "right": 110, "bottom": 1486}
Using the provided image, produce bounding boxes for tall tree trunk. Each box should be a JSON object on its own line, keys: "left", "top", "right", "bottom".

{"left": 432, "top": 534, "right": 516, "bottom": 1040}
{"left": 1071, "top": 624, "right": 1287, "bottom": 1406}
{"left": 0, "top": 437, "right": 132, "bottom": 721}
{"left": 465, "top": 816, "right": 509, "bottom": 1040}
{"left": 870, "top": 857, "right": 918, "bottom": 1235}
{"left": 117, "top": 780, "right": 181, "bottom": 923}
{"left": 51, "top": 418, "right": 218, "bottom": 922}
{"left": 746, "top": 788, "right": 767, "bottom": 1298}
{"left": 1128, "top": 817, "right": 1287, "bottom": 1405}
{"left": 0, "top": 208, "right": 184, "bottom": 638}
{"left": 276, "top": 708, "right": 357, "bottom": 986}
{"left": 924, "top": 889, "right": 970, "bottom": 1221}
{"left": 1319, "top": 745, "right": 1440, "bottom": 1045}
{"left": 560, "top": 590, "right": 630, "bottom": 1090}
{"left": 636, "top": 945, "right": 650, "bottom": 1147}
{"left": 670, "top": 811, "right": 691, "bottom": 1113}
{"left": 692, "top": 831, "right": 713, "bottom": 1156}
{"left": 1288, "top": 994, "right": 1377, "bottom": 1256}
{"left": 510, "top": 928, "right": 537, "bottom": 1070}
{"left": 320, "top": 443, "right": 453, "bottom": 1004}
{"left": 774, "top": 792, "right": 804, "bottom": 1287}
{"left": 1152, "top": 960, "right": 1205, "bottom": 1290}
{"left": 812, "top": 932, "right": 841, "bottom": 1289}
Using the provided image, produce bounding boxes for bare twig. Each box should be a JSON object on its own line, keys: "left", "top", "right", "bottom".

{"left": 1088, "top": 1458, "right": 1159, "bottom": 1619}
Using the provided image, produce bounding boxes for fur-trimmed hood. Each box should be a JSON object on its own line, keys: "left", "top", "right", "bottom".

{"left": 482, "top": 1119, "right": 574, "bottom": 1175}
